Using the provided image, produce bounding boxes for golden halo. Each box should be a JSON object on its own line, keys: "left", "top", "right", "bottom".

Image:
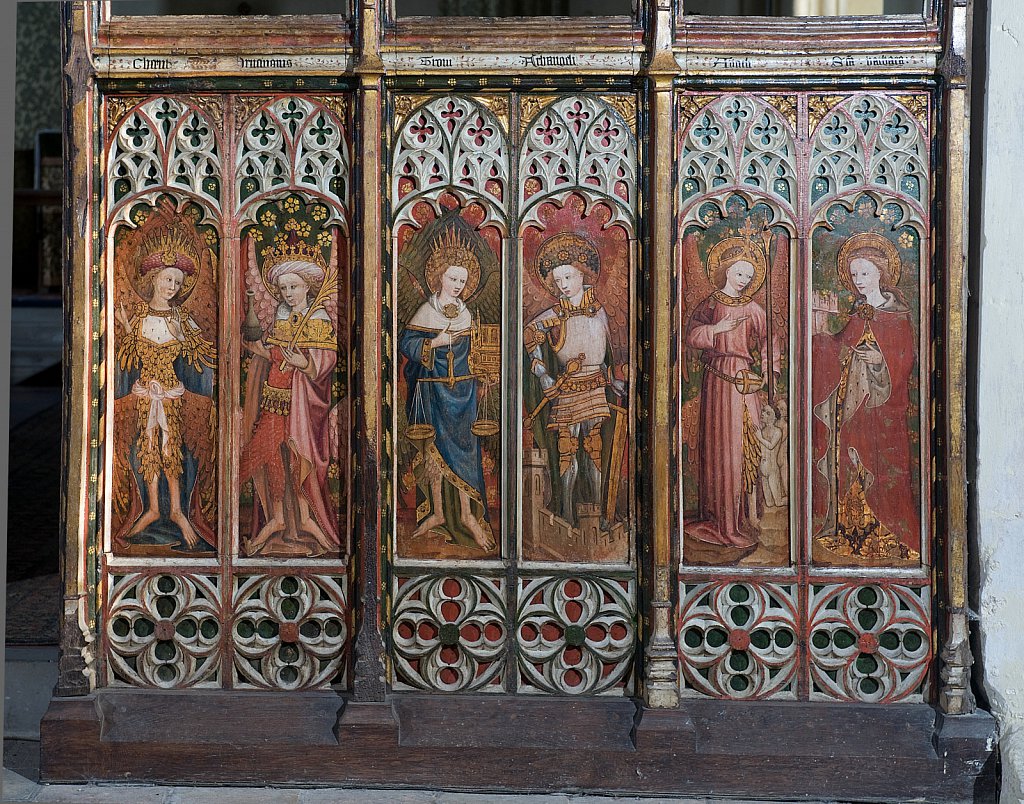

{"left": 706, "top": 236, "right": 767, "bottom": 297}
{"left": 425, "top": 227, "right": 482, "bottom": 299}
{"left": 837, "top": 232, "right": 902, "bottom": 294}
{"left": 132, "top": 218, "right": 202, "bottom": 305}
{"left": 534, "top": 232, "right": 601, "bottom": 297}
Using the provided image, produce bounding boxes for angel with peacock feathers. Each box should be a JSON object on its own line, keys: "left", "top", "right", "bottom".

{"left": 397, "top": 216, "right": 502, "bottom": 554}
{"left": 112, "top": 200, "right": 218, "bottom": 554}
{"left": 239, "top": 199, "right": 341, "bottom": 558}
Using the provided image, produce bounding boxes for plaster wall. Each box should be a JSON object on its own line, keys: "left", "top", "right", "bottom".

{"left": 976, "top": 0, "right": 1024, "bottom": 801}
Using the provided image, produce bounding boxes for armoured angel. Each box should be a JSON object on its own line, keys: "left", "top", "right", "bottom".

{"left": 522, "top": 232, "right": 629, "bottom": 530}
{"left": 112, "top": 199, "right": 218, "bottom": 554}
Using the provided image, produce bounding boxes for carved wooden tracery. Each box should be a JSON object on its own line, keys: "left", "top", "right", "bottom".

{"left": 48, "top": 0, "right": 992, "bottom": 797}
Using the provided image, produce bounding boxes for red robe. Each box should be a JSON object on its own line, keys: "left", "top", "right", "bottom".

{"left": 684, "top": 293, "right": 770, "bottom": 548}
{"left": 240, "top": 339, "right": 339, "bottom": 548}
{"left": 811, "top": 298, "right": 920, "bottom": 557}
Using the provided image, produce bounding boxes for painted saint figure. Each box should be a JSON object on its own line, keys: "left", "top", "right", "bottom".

{"left": 811, "top": 232, "right": 920, "bottom": 562}
{"left": 241, "top": 237, "right": 339, "bottom": 557}
{"left": 399, "top": 228, "right": 496, "bottom": 552}
{"left": 684, "top": 236, "right": 776, "bottom": 551}
{"left": 113, "top": 217, "right": 217, "bottom": 552}
{"left": 523, "top": 233, "right": 626, "bottom": 528}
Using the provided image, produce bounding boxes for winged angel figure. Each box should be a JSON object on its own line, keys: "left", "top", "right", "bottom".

{"left": 112, "top": 198, "right": 218, "bottom": 554}
{"left": 396, "top": 211, "right": 501, "bottom": 553}
{"left": 238, "top": 195, "right": 342, "bottom": 558}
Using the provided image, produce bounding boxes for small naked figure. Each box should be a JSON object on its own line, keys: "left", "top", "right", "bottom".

{"left": 757, "top": 403, "right": 788, "bottom": 509}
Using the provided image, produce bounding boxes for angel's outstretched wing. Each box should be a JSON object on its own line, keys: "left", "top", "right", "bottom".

{"left": 470, "top": 269, "right": 501, "bottom": 325}
{"left": 110, "top": 395, "right": 137, "bottom": 535}
{"left": 595, "top": 238, "right": 631, "bottom": 371}
{"left": 396, "top": 222, "right": 432, "bottom": 329}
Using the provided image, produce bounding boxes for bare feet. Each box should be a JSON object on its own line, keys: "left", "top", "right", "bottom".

{"left": 250, "top": 517, "right": 285, "bottom": 553}
{"left": 298, "top": 516, "right": 334, "bottom": 556}
{"left": 126, "top": 508, "right": 160, "bottom": 538}
{"left": 170, "top": 510, "right": 200, "bottom": 549}
{"left": 462, "top": 509, "right": 496, "bottom": 552}
{"left": 412, "top": 513, "right": 445, "bottom": 537}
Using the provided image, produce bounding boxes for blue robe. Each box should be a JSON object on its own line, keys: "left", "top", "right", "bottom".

{"left": 400, "top": 323, "right": 490, "bottom": 545}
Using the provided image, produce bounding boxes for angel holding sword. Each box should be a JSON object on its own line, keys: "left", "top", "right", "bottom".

{"left": 240, "top": 222, "right": 340, "bottom": 558}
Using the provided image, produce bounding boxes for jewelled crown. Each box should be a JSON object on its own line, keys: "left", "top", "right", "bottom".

{"left": 138, "top": 221, "right": 201, "bottom": 276}
{"left": 262, "top": 232, "right": 328, "bottom": 273}
{"left": 427, "top": 228, "right": 479, "bottom": 277}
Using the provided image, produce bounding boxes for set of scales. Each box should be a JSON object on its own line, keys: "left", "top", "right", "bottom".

{"left": 406, "top": 318, "right": 502, "bottom": 444}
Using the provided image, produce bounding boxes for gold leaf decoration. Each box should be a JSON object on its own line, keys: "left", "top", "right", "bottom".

{"left": 602, "top": 94, "right": 637, "bottom": 135}
{"left": 233, "top": 95, "right": 272, "bottom": 135}
{"left": 190, "top": 96, "right": 224, "bottom": 128}
{"left": 393, "top": 94, "right": 415, "bottom": 122}
{"left": 893, "top": 94, "right": 929, "bottom": 128}
{"left": 808, "top": 95, "right": 845, "bottom": 134}
{"left": 678, "top": 95, "right": 715, "bottom": 127}
{"left": 763, "top": 95, "right": 797, "bottom": 130}
{"left": 311, "top": 95, "right": 349, "bottom": 123}
{"left": 107, "top": 96, "right": 140, "bottom": 136}
{"left": 519, "top": 96, "right": 546, "bottom": 137}
{"left": 473, "top": 95, "right": 509, "bottom": 134}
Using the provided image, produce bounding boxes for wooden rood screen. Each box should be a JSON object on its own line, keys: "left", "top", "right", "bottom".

{"left": 47, "top": 0, "right": 995, "bottom": 799}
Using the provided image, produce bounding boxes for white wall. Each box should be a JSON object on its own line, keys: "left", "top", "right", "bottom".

{"left": 976, "top": 0, "right": 1024, "bottom": 801}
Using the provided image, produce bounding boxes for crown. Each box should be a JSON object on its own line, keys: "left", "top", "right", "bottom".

{"left": 427, "top": 227, "right": 478, "bottom": 274}
{"left": 536, "top": 233, "right": 600, "bottom": 278}
{"left": 262, "top": 235, "right": 328, "bottom": 273}
{"left": 139, "top": 222, "right": 201, "bottom": 275}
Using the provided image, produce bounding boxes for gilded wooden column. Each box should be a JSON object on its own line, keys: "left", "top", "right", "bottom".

{"left": 352, "top": 0, "right": 388, "bottom": 702}
{"left": 57, "top": 0, "right": 98, "bottom": 697}
{"left": 642, "top": 0, "right": 680, "bottom": 710}
{"left": 938, "top": 0, "right": 975, "bottom": 717}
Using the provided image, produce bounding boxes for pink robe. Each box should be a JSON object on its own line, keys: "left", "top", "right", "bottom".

{"left": 684, "top": 294, "right": 769, "bottom": 548}
{"left": 241, "top": 344, "right": 339, "bottom": 547}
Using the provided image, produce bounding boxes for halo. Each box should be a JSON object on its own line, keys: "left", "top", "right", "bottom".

{"left": 706, "top": 236, "right": 767, "bottom": 297}
{"left": 425, "top": 227, "right": 482, "bottom": 299}
{"left": 533, "top": 232, "right": 601, "bottom": 298}
{"left": 130, "top": 216, "right": 203, "bottom": 305}
{"left": 837, "top": 232, "right": 902, "bottom": 294}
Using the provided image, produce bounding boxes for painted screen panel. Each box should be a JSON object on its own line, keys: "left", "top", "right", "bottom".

{"left": 519, "top": 94, "right": 637, "bottom": 566}
{"left": 391, "top": 95, "right": 509, "bottom": 562}
{"left": 235, "top": 95, "right": 352, "bottom": 561}
{"left": 108, "top": 97, "right": 222, "bottom": 558}
{"left": 808, "top": 94, "right": 929, "bottom": 569}
{"left": 677, "top": 94, "right": 796, "bottom": 569}
{"left": 676, "top": 91, "right": 933, "bottom": 707}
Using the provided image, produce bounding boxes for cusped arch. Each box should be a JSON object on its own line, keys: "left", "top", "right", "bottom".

{"left": 107, "top": 97, "right": 222, "bottom": 227}
{"left": 519, "top": 95, "right": 637, "bottom": 236}
{"left": 235, "top": 96, "right": 351, "bottom": 229}
{"left": 391, "top": 95, "right": 510, "bottom": 233}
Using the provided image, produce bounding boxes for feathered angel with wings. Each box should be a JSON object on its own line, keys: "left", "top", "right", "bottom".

{"left": 111, "top": 197, "right": 219, "bottom": 553}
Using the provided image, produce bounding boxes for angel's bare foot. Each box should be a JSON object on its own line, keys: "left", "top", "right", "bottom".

{"left": 250, "top": 517, "right": 284, "bottom": 552}
{"left": 171, "top": 510, "right": 200, "bottom": 549}
{"left": 412, "top": 513, "right": 445, "bottom": 537}
{"left": 299, "top": 516, "right": 334, "bottom": 555}
{"left": 127, "top": 508, "right": 160, "bottom": 538}
{"left": 465, "top": 515, "right": 496, "bottom": 552}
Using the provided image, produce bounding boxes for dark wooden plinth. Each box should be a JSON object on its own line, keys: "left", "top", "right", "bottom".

{"left": 40, "top": 691, "right": 998, "bottom": 802}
